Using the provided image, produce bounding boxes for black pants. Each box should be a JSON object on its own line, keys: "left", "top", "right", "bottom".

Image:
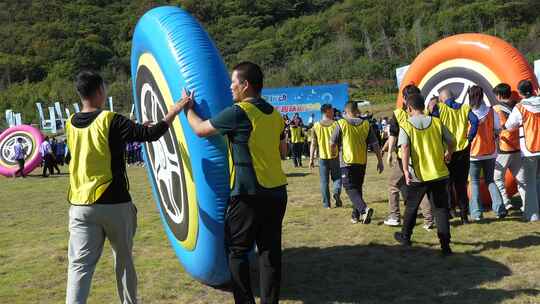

{"left": 225, "top": 191, "right": 288, "bottom": 304}
{"left": 447, "top": 146, "right": 470, "bottom": 214}
{"left": 15, "top": 159, "right": 25, "bottom": 177}
{"left": 292, "top": 143, "right": 303, "bottom": 167}
{"left": 402, "top": 178, "right": 451, "bottom": 248}
{"left": 42, "top": 154, "right": 54, "bottom": 177}
{"left": 341, "top": 165, "right": 367, "bottom": 219}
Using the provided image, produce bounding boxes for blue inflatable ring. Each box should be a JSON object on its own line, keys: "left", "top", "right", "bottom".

{"left": 131, "top": 6, "right": 232, "bottom": 286}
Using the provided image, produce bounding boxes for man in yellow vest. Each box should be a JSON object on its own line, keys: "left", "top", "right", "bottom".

{"left": 290, "top": 117, "right": 304, "bottom": 167}
{"left": 395, "top": 94, "right": 455, "bottom": 256}
{"left": 65, "top": 71, "right": 188, "bottom": 304}
{"left": 492, "top": 83, "right": 525, "bottom": 211}
{"left": 430, "top": 88, "right": 479, "bottom": 224}
{"left": 505, "top": 79, "right": 540, "bottom": 222}
{"left": 309, "top": 104, "right": 343, "bottom": 208}
{"left": 183, "top": 62, "right": 288, "bottom": 304}
{"left": 384, "top": 84, "right": 434, "bottom": 229}
{"left": 330, "top": 101, "right": 384, "bottom": 224}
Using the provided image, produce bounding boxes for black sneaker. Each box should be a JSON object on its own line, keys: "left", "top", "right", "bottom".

{"left": 394, "top": 232, "right": 411, "bottom": 247}
{"left": 460, "top": 212, "right": 469, "bottom": 224}
{"left": 362, "top": 208, "right": 374, "bottom": 224}
{"left": 333, "top": 194, "right": 343, "bottom": 208}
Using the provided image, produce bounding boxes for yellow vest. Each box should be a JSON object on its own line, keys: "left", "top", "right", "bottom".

{"left": 290, "top": 126, "right": 304, "bottom": 143}
{"left": 393, "top": 108, "right": 409, "bottom": 158}
{"left": 438, "top": 102, "right": 470, "bottom": 151}
{"left": 313, "top": 121, "right": 338, "bottom": 159}
{"left": 337, "top": 118, "right": 369, "bottom": 165}
{"left": 235, "top": 102, "right": 287, "bottom": 188}
{"left": 401, "top": 117, "right": 449, "bottom": 182}
{"left": 66, "top": 111, "right": 115, "bottom": 204}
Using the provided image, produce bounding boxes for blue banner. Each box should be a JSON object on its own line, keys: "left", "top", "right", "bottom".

{"left": 262, "top": 83, "right": 349, "bottom": 123}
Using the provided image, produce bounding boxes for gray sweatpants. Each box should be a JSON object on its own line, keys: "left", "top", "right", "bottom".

{"left": 66, "top": 202, "right": 138, "bottom": 304}
{"left": 494, "top": 152, "right": 526, "bottom": 206}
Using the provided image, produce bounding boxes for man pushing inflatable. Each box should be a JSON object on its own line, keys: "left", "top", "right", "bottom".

{"left": 183, "top": 62, "right": 288, "bottom": 304}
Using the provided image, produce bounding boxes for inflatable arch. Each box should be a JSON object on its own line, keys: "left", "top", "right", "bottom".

{"left": 131, "top": 6, "right": 232, "bottom": 285}
{"left": 396, "top": 33, "right": 539, "bottom": 205}
{"left": 0, "top": 125, "right": 44, "bottom": 177}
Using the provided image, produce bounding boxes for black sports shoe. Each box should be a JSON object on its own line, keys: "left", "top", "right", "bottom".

{"left": 394, "top": 232, "right": 411, "bottom": 246}
{"left": 362, "top": 208, "right": 374, "bottom": 224}
{"left": 334, "top": 194, "right": 343, "bottom": 208}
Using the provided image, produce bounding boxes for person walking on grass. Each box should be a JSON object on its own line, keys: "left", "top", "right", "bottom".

{"left": 505, "top": 79, "right": 540, "bottom": 222}
{"left": 384, "top": 84, "right": 434, "bottom": 230}
{"left": 290, "top": 117, "right": 304, "bottom": 167}
{"left": 467, "top": 85, "right": 506, "bottom": 221}
{"left": 331, "top": 101, "right": 384, "bottom": 224}
{"left": 12, "top": 138, "right": 26, "bottom": 178}
{"left": 65, "top": 71, "right": 188, "bottom": 304}
{"left": 183, "top": 62, "right": 288, "bottom": 304}
{"left": 492, "top": 83, "right": 526, "bottom": 211}
{"left": 394, "top": 94, "right": 455, "bottom": 256}
{"left": 309, "top": 103, "right": 343, "bottom": 209}
{"left": 40, "top": 136, "right": 55, "bottom": 177}
{"left": 430, "top": 88, "right": 480, "bottom": 224}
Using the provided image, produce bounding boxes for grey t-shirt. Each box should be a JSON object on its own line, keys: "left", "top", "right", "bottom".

{"left": 398, "top": 115, "right": 454, "bottom": 182}
{"left": 330, "top": 117, "right": 379, "bottom": 168}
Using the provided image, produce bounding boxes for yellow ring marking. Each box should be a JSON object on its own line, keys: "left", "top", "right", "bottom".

{"left": 137, "top": 53, "right": 198, "bottom": 251}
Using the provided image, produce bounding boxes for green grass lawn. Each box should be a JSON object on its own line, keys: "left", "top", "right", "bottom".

{"left": 1, "top": 156, "right": 540, "bottom": 303}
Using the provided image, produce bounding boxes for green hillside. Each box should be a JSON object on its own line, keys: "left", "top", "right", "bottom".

{"left": 1, "top": 0, "right": 540, "bottom": 128}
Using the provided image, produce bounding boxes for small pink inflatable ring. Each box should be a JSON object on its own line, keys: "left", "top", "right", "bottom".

{"left": 0, "top": 125, "right": 44, "bottom": 177}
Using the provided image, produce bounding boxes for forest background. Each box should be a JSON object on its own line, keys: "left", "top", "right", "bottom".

{"left": 1, "top": 0, "right": 540, "bottom": 129}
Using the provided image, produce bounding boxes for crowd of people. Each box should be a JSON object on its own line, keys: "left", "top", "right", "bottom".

{"left": 307, "top": 80, "right": 540, "bottom": 258}
{"left": 9, "top": 62, "right": 538, "bottom": 304}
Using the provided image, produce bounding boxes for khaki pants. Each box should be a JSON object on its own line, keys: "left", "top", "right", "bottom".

{"left": 66, "top": 202, "right": 138, "bottom": 304}
{"left": 388, "top": 159, "right": 433, "bottom": 224}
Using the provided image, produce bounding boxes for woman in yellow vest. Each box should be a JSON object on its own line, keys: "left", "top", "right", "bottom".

{"left": 493, "top": 83, "right": 525, "bottom": 211}
{"left": 309, "top": 103, "right": 343, "bottom": 208}
{"left": 290, "top": 117, "right": 304, "bottom": 167}
{"left": 467, "top": 85, "right": 505, "bottom": 221}
{"left": 395, "top": 94, "right": 455, "bottom": 256}
{"left": 330, "top": 101, "right": 384, "bottom": 224}
{"left": 183, "top": 62, "right": 288, "bottom": 304}
{"left": 65, "top": 71, "right": 188, "bottom": 304}
{"left": 505, "top": 80, "right": 540, "bottom": 222}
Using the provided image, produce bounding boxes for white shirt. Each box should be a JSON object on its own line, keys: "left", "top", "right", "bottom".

{"left": 506, "top": 96, "right": 540, "bottom": 157}
{"left": 40, "top": 141, "right": 52, "bottom": 157}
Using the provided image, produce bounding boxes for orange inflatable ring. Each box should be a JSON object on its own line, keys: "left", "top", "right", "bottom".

{"left": 396, "top": 33, "right": 539, "bottom": 206}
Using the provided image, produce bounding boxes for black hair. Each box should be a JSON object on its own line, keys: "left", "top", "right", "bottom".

{"left": 17, "top": 138, "right": 23, "bottom": 142}
{"left": 493, "top": 83, "right": 512, "bottom": 99}
{"left": 406, "top": 94, "right": 425, "bottom": 111}
{"left": 402, "top": 83, "right": 421, "bottom": 99}
{"left": 468, "top": 85, "right": 484, "bottom": 108}
{"left": 232, "top": 61, "right": 264, "bottom": 93}
{"left": 75, "top": 71, "right": 104, "bottom": 99}
{"left": 344, "top": 101, "right": 359, "bottom": 113}
{"left": 320, "top": 103, "right": 333, "bottom": 113}
{"left": 517, "top": 79, "right": 533, "bottom": 98}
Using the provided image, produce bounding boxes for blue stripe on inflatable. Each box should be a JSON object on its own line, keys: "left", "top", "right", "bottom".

{"left": 131, "top": 6, "right": 232, "bottom": 286}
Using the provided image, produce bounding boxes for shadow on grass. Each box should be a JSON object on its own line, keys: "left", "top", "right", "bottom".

{"left": 272, "top": 243, "right": 539, "bottom": 304}
{"left": 451, "top": 233, "right": 540, "bottom": 254}
{"left": 286, "top": 172, "right": 310, "bottom": 178}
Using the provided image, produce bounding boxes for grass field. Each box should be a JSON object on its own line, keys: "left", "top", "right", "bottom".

{"left": 2, "top": 155, "right": 540, "bottom": 304}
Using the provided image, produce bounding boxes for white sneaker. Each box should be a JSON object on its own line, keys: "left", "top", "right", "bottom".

{"left": 384, "top": 218, "right": 400, "bottom": 226}
{"left": 351, "top": 218, "right": 359, "bottom": 224}
{"left": 422, "top": 223, "right": 434, "bottom": 231}
{"left": 530, "top": 213, "right": 539, "bottom": 222}
{"left": 504, "top": 203, "right": 514, "bottom": 211}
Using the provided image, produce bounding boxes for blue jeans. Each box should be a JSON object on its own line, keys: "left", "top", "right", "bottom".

{"left": 469, "top": 159, "right": 505, "bottom": 218}
{"left": 319, "top": 158, "right": 342, "bottom": 207}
